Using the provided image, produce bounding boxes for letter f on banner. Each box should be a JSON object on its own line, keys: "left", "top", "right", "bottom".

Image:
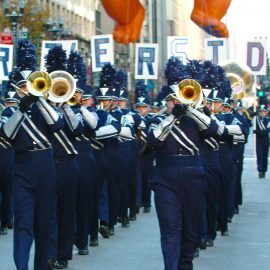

{"left": 135, "top": 43, "right": 158, "bottom": 80}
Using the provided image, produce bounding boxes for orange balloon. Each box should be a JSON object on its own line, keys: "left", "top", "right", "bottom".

{"left": 101, "top": 0, "right": 145, "bottom": 45}
{"left": 191, "top": 0, "right": 232, "bottom": 38}
{"left": 101, "top": 0, "right": 231, "bottom": 45}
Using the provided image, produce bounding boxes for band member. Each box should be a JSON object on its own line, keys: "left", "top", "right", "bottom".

{"left": 0, "top": 92, "right": 18, "bottom": 235}
{"left": 134, "top": 80, "right": 154, "bottom": 213}
{"left": 255, "top": 105, "right": 270, "bottom": 178}
{"left": 1, "top": 39, "right": 63, "bottom": 270}
{"left": 148, "top": 57, "right": 218, "bottom": 270}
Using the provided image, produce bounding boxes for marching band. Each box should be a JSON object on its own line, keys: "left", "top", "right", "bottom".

{"left": 0, "top": 38, "right": 268, "bottom": 270}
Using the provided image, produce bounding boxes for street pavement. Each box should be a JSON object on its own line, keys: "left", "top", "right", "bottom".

{"left": 1, "top": 136, "right": 270, "bottom": 270}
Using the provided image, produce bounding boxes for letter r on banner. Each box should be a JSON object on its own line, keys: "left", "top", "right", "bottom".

{"left": 135, "top": 43, "right": 158, "bottom": 80}
{"left": 0, "top": 45, "right": 13, "bottom": 81}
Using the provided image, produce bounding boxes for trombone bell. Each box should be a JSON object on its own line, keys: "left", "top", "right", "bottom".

{"left": 67, "top": 95, "right": 79, "bottom": 106}
{"left": 26, "top": 71, "right": 52, "bottom": 97}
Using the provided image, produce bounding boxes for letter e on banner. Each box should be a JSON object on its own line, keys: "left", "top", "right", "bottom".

{"left": 246, "top": 40, "right": 266, "bottom": 75}
{"left": 135, "top": 43, "right": 158, "bottom": 80}
{"left": 204, "top": 38, "right": 227, "bottom": 64}
{"left": 0, "top": 44, "right": 13, "bottom": 81}
{"left": 91, "top": 35, "right": 114, "bottom": 72}
{"left": 167, "top": 36, "right": 189, "bottom": 64}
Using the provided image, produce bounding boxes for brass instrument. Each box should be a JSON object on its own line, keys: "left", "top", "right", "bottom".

{"left": 26, "top": 71, "right": 52, "bottom": 97}
{"left": 67, "top": 95, "right": 79, "bottom": 106}
{"left": 171, "top": 79, "right": 203, "bottom": 109}
{"left": 48, "top": 71, "right": 76, "bottom": 104}
{"left": 221, "top": 61, "right": 253, "bottom": 100}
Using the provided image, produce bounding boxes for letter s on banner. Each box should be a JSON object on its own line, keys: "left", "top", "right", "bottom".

{"left": 246, "top": 40, "right": 266, "bottom": 75}
{"left": 0, "top": 44, "right": 13, "bottom": 81}
{"left": 91, "top": 35, "right": 114, "bottom": 72}
{"left": 135, "top": 43, "right": 158, "bottom": 80}
{"left": 40, "top": 40, "right": 78, "bottom": 71}
{"left": 167, "top": 36, "right": 189, "bottom": 64}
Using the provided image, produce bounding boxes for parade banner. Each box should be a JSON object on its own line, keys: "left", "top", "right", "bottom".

{"left": 246, "top": 40, "right": 267, "bottom": 75}
{"left": 135, "top": 43, "right": 158, "bottom": 80}
{"left": 91, "top": 35, "right": 114, "bottom": 72}
{"left": 0, "top": 44, "right": 13, "bottom": 81}
{"left": 40, "top": 40, "right": 78, "bottom": 71}
{"left": 167, "top": 36, "right": 189, "bottom": 64}
{"left": 204, "top": 38, "right": 227, "bottom": 64}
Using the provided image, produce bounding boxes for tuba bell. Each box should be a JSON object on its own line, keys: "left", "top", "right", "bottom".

{"left": 221, "top": 61, "right": 253, "bottom": 100}
{"left": 171, "top": 79, "right": 203, "bottom": 109}
{"left": 26, "top": 71, "right": 52, "bottom": 97}
{"left": 48, "top": 71, "right": 76, "bottom": 103}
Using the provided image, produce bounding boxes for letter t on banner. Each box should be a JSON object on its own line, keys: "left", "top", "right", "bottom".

{"left": 0, "top": 44, "right": 13, "bottom": 81}
{"left": 247, "top": 40, "right": 267, "bottom": 75}
{"left": 204, "top": 38, "right": 227, "bottom": 64}
{"left": 135, "top": 43, "right": 159, "bottom": 80}
{"left": 91, "top": 35, "right": 114, "bottom": 72}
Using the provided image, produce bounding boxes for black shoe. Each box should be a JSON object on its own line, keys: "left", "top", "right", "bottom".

{"left": 54, "top": 260, "right": 68, "bottom": 269}
{"left": 259, "top": 171, "right": 264, "bottom": 179}
{"left": 117, "top": 217, "right": 122, "bottom": 223}
{"left": 99, "top": 225, "right": 110, "bottom": 238}
{"left": 143, "top": 207, "right": 151, "bottom": 213}
{"left": 109, "top": 226, "right": 115, "bottom": 236}
{"left": 78, "top": 247, "right": 89, "bottom": 255}
{"left": 206, "top": 239, "right": 214, "bottom": 247}
{"left": 227, "top": 217, "right": 232, "bottom": 223}
{"left": 0, "top": 226, "right": 8, "bottom": 235}
{"left": 122, "top": 217, "right": 130, "bottom": 228}
{"left": 199, "top": 239, "right": 207, "bottom": 250}
{"left": 129, "top": 213, "right": 136, "bottom": 221}
{"left": 47, "top": 259, "right": 55, "bottom": 270}
{"left": 193, "top": 248, "right": 199, "bottom": 258}
{"left": 90, "top": 239, "right": 99, "bottom": 247}
{"left": 136, "top": 205, "right": 140, "bottom": 214}
{"left": 221, "top": 230, "right": 229, "bottom": 236}
{"left": 6, "top": 223, "right": 13, "bottom": 229}
{"left": 234, "top": 207, "right": 239, "bottom": 214}
{"left": 129, "top": 209, "right": 137, "bottom": 221}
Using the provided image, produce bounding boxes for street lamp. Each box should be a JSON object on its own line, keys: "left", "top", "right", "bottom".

{"left": 45, "top": 18, "right": 66, "bottom": 40}
{"left": 3, "top": 0, "right": 26, "bottom": 69}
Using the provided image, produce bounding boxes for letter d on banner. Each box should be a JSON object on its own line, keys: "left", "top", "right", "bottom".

{"left": 0, "top": 44, "right": 13, "bottom": 81}
{"left": 247, "top": 40, "right": 266, "bottom": 75}
{"left": 135, "top": 43, "right": 159, "bottom": 80}
{"left": 91, "top": 35, "right": 114, "bottom": 72}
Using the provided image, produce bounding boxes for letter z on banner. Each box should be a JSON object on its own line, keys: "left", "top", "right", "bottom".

{"left": 135, "top": 43, "right": 158, "bottom": 80}
{"left": 91, "top": 35, "right": 114, "bottom": 72}
{"left": 0, "top": 44, "right": 13, "bottom": 81}
{"left": 40, "top": 40, "right": 78, "bottom": 71}
{"left": 246, "top": 40, "right": 267, "bottom": 75}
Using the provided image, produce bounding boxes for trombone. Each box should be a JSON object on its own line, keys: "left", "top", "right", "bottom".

{"left": 170, "top": 79, "right": 203, "bottom": 109}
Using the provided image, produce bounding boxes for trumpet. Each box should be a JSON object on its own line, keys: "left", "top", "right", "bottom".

{"left": 170, "top": 79, "right": 203, "bottom": 109}
{"left": 26, "top": 71, "right": 52, "bottom": 97}
{"left": 67, "top": 95, "right": 79, "bottom": 106}
{"left": 48, "top": 71, "right": 76, "bottom": 104}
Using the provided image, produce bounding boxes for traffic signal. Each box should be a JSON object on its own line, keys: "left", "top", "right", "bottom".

{"left": 258, "top": 90, "right": 264, "bottom": 97}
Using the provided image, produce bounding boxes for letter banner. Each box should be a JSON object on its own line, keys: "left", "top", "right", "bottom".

{"left": 0, "top": 44, "right": 13, "bottom": 81}
{"left": 40, "top": 40, "right": 78, "bottom": 71}
{"left": 135, "top": 43, "right": 159, "bottom": 80}
{"left": 246, "top": 40, "right": 267, "bottom": 75}
{"left": 204, "top": 38, "right": 227, "bottom": 64}
{"left": 91, "top": 35, "right": 114, "bottom": 72}
{"left": 167, "top": 36, "right": 189, "bottom": 64}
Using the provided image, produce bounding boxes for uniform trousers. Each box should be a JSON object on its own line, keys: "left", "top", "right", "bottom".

{"left": 76, "top": 141, "right": 95, "bottom": 248}
{"left": 0, "top": 148, "right": 14, "bottom": 227}
{"left": 13, "top": 149, "right": 57, "bottom": 270}
{"left": 256, "top": 137, "right": 269, "bottom": 173}
{"left": 49, "top": 155, "right": 79, "bottom": 261}
{"left": 152, "top": 155, "right": 205, "bottom": 270}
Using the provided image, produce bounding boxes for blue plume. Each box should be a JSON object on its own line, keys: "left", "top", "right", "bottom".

{"left": 165, "top": 57, "right": 188, "bottom": 85}
{"left": 221, "top": 77, "right": 232, "bottom": 98}
{"left": 200, "top": 61, "right": 219, "bottom": 90}
{"left": 135, "top": 80, "right": 147, "bottom": 98}
{"left": 67, "top": 51, "right": 87, "bottom": 82}
{"left": 45, "top": 45, "right": 67, "bottom": 73}
{"left": 16, "top": 39, "right": 37, "bottom": 71}
{"left": 186, "top": 59, "right": 203, "bottom": 82}
{"left": 99, "top": 63, "right": 116, "bottom": 88}
{"left": 112, "top": 69, "right": 127, "bottom": 91}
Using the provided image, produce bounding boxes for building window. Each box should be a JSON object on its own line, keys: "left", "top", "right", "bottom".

{"left": 95, "top": 10, "right": 101, "bottom": 31}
